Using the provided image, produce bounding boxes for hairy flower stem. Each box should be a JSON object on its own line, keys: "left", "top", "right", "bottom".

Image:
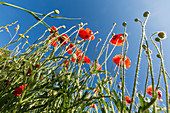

{"left": 129, "top": 20, "right": 146, "bottom": 112}
{"left": 150, "top": 33, "right": 169, "bottom": 113}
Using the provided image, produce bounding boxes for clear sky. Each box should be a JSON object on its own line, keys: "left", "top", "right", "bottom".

{"left": 0, "top": 0, "right": 170, "bottom": 108}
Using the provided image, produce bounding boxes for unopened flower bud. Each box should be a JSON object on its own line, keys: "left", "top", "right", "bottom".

{"left": 113, "top": 23, "right": 116, "bottom": 26}
{"left": 95, "top": 31, "right": 99, "bottom": 34}
{"left": 62, "top": 25, "right": 66, "bottom": 29}
{"left": 146, "top": 50, "right": 152, "bottom": 55}
{"left": 118, "top": 84, "right": 122, "bottom": 89}
{"left": 158, "top": 32, "right": 166, "bottom": 39}
{"left": 98, "top": 38, "right": 102, "bottom": 42}
{"left": 77, "top": 40, "right": 82, "bottom": 44}
{"left": 156, "top": 54, "right": 161, "bottom": 58}
{"left": 54, "top": 10, "right": 60, "bottom": 14}
{"left": 25, "top": 41, "right": 28, "bottom": 44}
{"left": 124, "top": 33, "right": 128, "bottom": 37}
{"left": 15, "top": 24, "right": 20, "bottom": 32}
{"left": 122, "top": 22, "right": 127, "bottom": 27}
{"left": 5, "top": 26, "right": 9, "bottom": 32}
{"left": 80, "top": 22, "right": 83, "bottom": 26}
{"left": 134, "top": 18, "right": 139, "bottom": 22}
{"left": 19, "top": 34, "right": 24, "bottom": 38}
{"left": 84, "top": 23, "right": 88, "bottom": 25}
{"left": 47, "top": 28, "right": 51, "bottom": 32}
{"left": 119, "top": 92, "right": 122, "bottom": 96}
{"left": 112, "top": 33, "right": 115, "bottom": 36}
{"left": 25, "top": 35, "right": 29, "bottom": 38}
{"left": 142, "top": 45, "right": 147, "bottom": 50}
{"left": 155, "top": 37, "right": 160, "bottom": 42}
{"left": 143, "top": 11, "right": 150, "bottom": 17}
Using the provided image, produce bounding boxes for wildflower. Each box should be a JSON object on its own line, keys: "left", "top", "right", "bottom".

{"left": 113, "top": 55, "right": 131, "bottom": 69}
{"left": 41, "top": 77, "right": 43, "bottom": 80}
{"left": 110, "top": 33, "right": 126, "bottom": 46}
{"left": 93, "top": 62, "right": 102, "bottom": 71}
{"left": 78, "top": 28, "right": 95, "bottom": 40}
{"left": 72, "top": 48, "right": 91, "bottom": 64}
{"left": 27, "top": 64, "right": 40, "bottom": 74}
{"left": 125, "top": 96, "right": 132, "bottom": 105}
{"left": 146, "top": 85, "right": 163, "bottom": 101}
{"left": 63, "top": 59, "right": 69, "bottom": 67}
{"left": 13, "top": 84, "right": 27, "bottom": 96}
{"left": 57, "top": 34, "right": 69, "bottom": 46}
{"left": 66, "top": 43, "right": 76, "bottom": 55}
{"left": 50, "top": 26, "right": 58, "bottom": 37}
{"left": 94, "top": 88, "right": 101, "bottom": 93}
{"left": 91, "top": 104, "right": 95, "bottom": 108}
{"left": 50, "top": 38, "right": 57, "bottom": 47}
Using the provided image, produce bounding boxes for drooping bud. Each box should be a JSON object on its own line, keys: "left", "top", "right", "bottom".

{"left": 80, "top": 22, "right": 83, "bottom": 26}
{"left": 95, "top": 31, "right": 99, "bottom": 34}
{"left": 143, "top": 11, "right": 150, "bottom": 17}
{"left": 156, "top": 54, "right": 161, "bottom": 58}
{"left": 98, "top": 38, "right": 102, "bottom": 42}
{"left": 142, "top": 45, "right": 147, "bottom": 50}
{"left": 155, "top": 37, "right": 160, "bottom": 42}
{"left": 62, "top": 25, "right": 66, "bottom": 29}
{"left": 158, "top": 32, "right": 166, "bottom": 39}
{"left": 25, "top": 35, "right": 29, "bottom": 38}
{"left": 134, "top": 18, "right": 139, "bottom": 22}
{"left": 146, "top": 49, "right": 152, "bottom": 55}
{"left": 54, "top": 10, "right": 60, "bottom": 14}
{"left": 122, "top": 22, "right": 127, "bottom": 27}
{"left": 15, "top": 24, "right": 20, "bottom": 32}
{"left": 112, "top": 33, "right": 115, "bottom": 36}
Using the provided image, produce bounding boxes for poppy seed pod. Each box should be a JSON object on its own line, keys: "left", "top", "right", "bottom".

{"left": 143, "top": 11, "right": 150, "bottom": 17}
{"left": 158, "top": 32, "right": 166, "bottom": 39}
{"left": 54, "top": 10, "right": 60, "bottom": 14}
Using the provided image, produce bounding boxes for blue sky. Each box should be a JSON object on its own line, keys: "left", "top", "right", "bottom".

{"left": 0, "top": 0, "right": 170, "bottom": 109}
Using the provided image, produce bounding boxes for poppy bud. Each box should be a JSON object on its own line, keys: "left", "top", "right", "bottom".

{"left": 118, "top": 84, "right": 122, "bottom": 89}
{"left": 98, "top": 38, "right": 102, "bottom": 42}
{"left": 146, "top": 50, "right": 152, "bottom": 55}
{"left": 113, "top": 23, "right": 116, "bottom": 26}
{"left": 95, "top": 31, "right": 99, "bottom": 34}
{"left": 80, "top": 22, "right": 83, "bottom": 26}
{"left": 25, "top": 41, "right": 28, "bottom": 44}
{"left": 134, "top": 18, "right": 139, "bottom": 22}
{"left": 142, "top": 45, "right": 147, "bottom": 50}
{"left": 25, "top": 36, "right": 29, "bottom": 38}
{"left": 156, "top": 54, "right": 161, "bottom": 58}
{"left": 15, "top": 24, "right": 20, "bottom": 32}
{"left": 85, "top": 23, "right": 88, "bottom": 25}
{"left": 19, "top": 34, "right": 24, "bottom": 38}
{"left": 47, "top": 28, "right": 51, "bottom": 32}
{"left": 155, "top": 37, "right": 160, "bottom": 42}
{"left": 54, "top": 10, "right": 60, "bottom": 14}
{"left": 158, "top": 32, "right": 166, "bottom": 39}
{"left": 143, "top": 11, "right": 150, "bottom": 17}
{"left": 122, "top": 22, "right": 127, "bottom": 27}
{"left": 62, "top": 25, "right": 66, "bottom": 29}
{"left": 112, "top": 33, "right": 115, "bottom": 36}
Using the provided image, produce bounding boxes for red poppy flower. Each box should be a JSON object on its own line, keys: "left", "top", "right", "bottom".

{"left": 125, "top": 96, "right": 132, "bottom": 105}
{"left": 91, "top": 104, "right": 95, "bottom": 108}
{"left": 41, "top": 77, "right": 43, "bottom": 80}
{"left": 63, "top": 59, "right": 69, "bottom": 67}
{"left": 66, "top": 43, "right": 76, "bottom": 55}
{"left": 78, "top": 28, "right": 95, "bottom": 40}
{"left": 72, "top": 48, "right": 91, "bottom": 64}
{"left": 50, "top": 38, "right": 57, "bottom": 47}
{"left": 57, "top": 34, "right": 69, "bottom": 46}
{"left": 93, "top": 62, "right": 102, "bottom": 71}
{"left": 27, "top": 68, "right": 32, "bottom": 74}
{"left": 113, "top": 55, "right": 131, "bottom": 69}
{"left": 110, "top": 33, "right": 125, "bottom": 46}
{"left": 83, "top": 56, "right": 91, "bottom": 64}
{"left": 146, "top": 85, "right": 163, "bottom": 101}
{"left": 94, "top": 88, "right": 101, "bottom": 94}
{"left": 50, "top": 26, "right": 58, "bottom": 37}
{"left": 13, "top": 84, "right": 27, "bottom": 96}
